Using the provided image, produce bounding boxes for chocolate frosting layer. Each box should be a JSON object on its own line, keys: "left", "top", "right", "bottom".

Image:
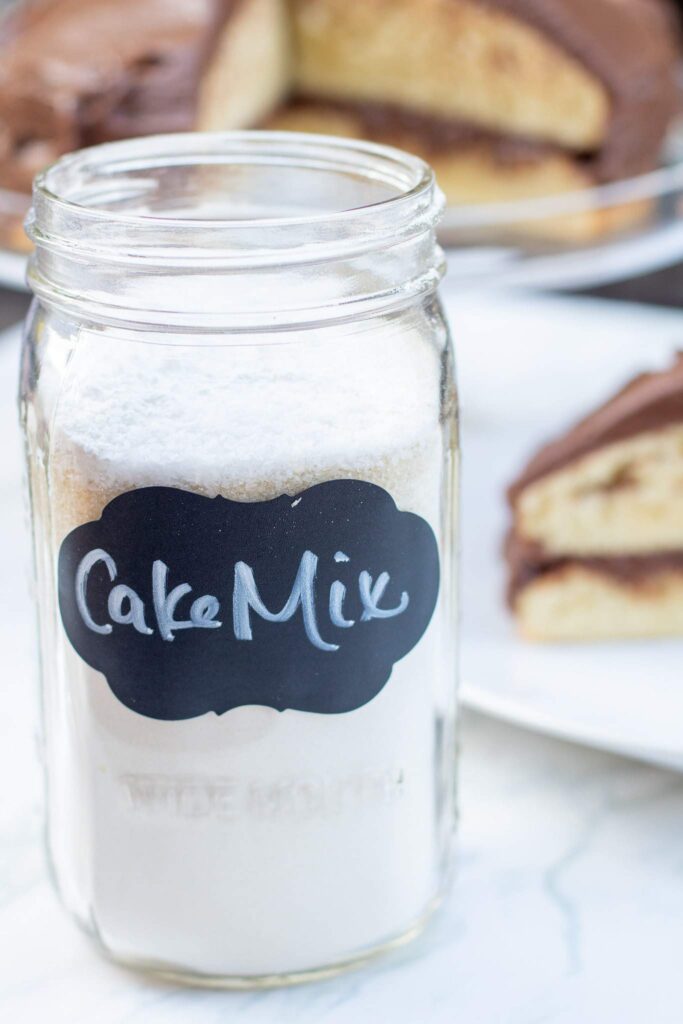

{"left": 476, "top": 0, "right": 681, "bottom": 180}
{"left": 0, "top": 0, "right": 239, "bottom": 191}
{"left": 285, "top": 97, "right": 566, "bottom": 165}
{"left": 505, "top": 527, "right": 683, "bottom": 606}
{"left": 509, "top": 354, "right": 683, "bottom": 503}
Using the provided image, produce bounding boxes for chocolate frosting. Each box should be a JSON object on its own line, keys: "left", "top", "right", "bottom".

{"left": 284, "top": 97, "right": 566, "bottom": 165}
{"left": 0, "top": 0, "right": 239, "bottom": 191}
{"left": 505, "top": 527, "right": 683, "bottom": 606}
{"left": 476, "top": 0, "right": 681, "bottom": 180}
{"left": 509, "top": 353, "right": 683, "bottom": 504}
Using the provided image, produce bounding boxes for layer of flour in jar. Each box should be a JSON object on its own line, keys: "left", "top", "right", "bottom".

{"left": 37, "top": 317, "right": 455, "bottom": 977}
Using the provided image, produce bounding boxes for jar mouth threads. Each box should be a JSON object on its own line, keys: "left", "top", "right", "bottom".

{"left": 26, "top": 132, "right": 445, "bottom": 330}
{"left": 28, "top": 131, "right": 441, "bottom": 263}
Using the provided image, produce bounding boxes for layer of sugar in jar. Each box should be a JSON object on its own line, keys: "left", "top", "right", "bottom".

{"left": 37, "top": 317, "right": 455, "bottom": 977}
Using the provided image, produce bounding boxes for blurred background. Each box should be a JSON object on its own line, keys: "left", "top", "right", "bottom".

{"left": 3, "top": 2, "right": 683, "bottom": 1022}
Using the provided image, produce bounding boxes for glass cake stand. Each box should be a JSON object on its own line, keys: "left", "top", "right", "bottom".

{"left": 441, "top": 129, "right": 683, "bottom": 293}
{"left": 3, "top": 128, "right": 683, "bottom": 292}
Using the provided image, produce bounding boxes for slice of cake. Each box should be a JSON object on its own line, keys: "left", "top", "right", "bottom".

{"left": 506, "top": 354, "right": 683, "bottom": 641}
{"left": 277, "top": 0, "right": 680, "bottom": 239}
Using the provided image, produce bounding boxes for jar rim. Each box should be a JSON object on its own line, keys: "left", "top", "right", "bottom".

{"left": 31, "top": 130, "right": 436, "bottom": 232}
{"left": 26, "top": 132, "right": 440, "bottom": 262}
{"left": 26, "top": 132, "right": 445, "bottom": 330}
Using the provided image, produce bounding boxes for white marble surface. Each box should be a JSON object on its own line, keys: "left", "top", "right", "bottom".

{"left": 3, "top": 314, "right": 683, "bottom": 1023}
{"left": 4, "top": 705, "right": 683, "bottom": 1024}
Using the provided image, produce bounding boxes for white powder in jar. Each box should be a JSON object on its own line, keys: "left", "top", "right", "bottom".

{"left": 37, "top": 316, "right": 456, "bottom": 978}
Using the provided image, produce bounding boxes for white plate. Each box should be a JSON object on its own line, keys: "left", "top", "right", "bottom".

{"left": 457, "top": 291, "right": 683, "bottom": 770}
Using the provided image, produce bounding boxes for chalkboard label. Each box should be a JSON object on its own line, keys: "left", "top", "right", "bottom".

{"left": 57, "top": 482, "right": 440, "bottom": 720}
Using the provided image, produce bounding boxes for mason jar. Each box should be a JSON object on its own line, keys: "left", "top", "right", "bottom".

{"left": 20, "top": 132, "right": 459, "bottom": 986}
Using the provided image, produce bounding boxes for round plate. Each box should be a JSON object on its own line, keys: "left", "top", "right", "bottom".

{"left": 442, "top": 135, "right": 683, "bottom": 291}
{"left": 457, "top": 291, "right": 683, "bottom": 771}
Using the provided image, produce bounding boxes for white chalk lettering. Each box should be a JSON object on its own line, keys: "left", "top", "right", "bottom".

{"left": 153, "top": 560, "right": 221, "bottom": 642}
{"left": 329, "top": 581, "right": 355, "bottom": 628}
{"left": 108, "top": 584, "right": 153, "bottom": 635}
{"left": 73, "top": 548, "right": 409, "bottom": 648}
{"left": 190, "top": 594, "right": 222, "bottom": 628}
{"left": 233, "top": 551, "right": 338, "bottom": 653}
{"left": 76, "top": 548, "right": 117, "bottom": 635}
{"left": 359, "top": 571, "right": 409, "bottom": 622}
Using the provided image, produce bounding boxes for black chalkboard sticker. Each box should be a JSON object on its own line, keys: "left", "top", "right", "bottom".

{"left": 57, "top": 481, "right": 440, "bottom": 720}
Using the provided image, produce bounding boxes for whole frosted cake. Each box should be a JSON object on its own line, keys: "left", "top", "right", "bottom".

{"left": 0, "top": 0, "right": 679, "bottom": 241}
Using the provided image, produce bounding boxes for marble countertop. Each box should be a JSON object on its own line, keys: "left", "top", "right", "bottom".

{"left": 2, "top": 315, "right": 683, "bottom": 1024}
{"left": 4, "top": 707, "right": 683, "bottom": 1024}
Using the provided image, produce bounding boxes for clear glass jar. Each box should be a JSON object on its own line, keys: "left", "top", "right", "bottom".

{"left": 20, "top": 132, "right": 459, "bottom": 986}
